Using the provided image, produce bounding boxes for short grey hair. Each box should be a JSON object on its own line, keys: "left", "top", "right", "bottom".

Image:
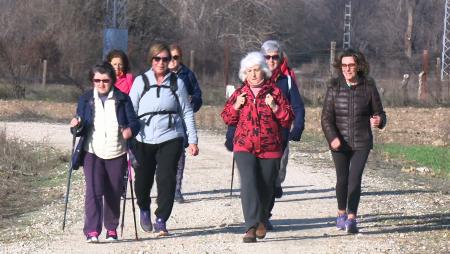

{"left": 238, "top": 51, "right": 272, "bottom": 82}
{"left": 261, "top": 40, "right": 284, "bottom": 58}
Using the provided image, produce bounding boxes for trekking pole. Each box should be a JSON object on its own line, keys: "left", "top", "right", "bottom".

{"left": 229, "top": 156, "right": 235, "bottom": 197}
{"left": 119, "top": 163, "right": 129, "bottom": 237}
{"left": 128, "top": 165, "right": 139, "bottom": 240}
{"left": 62, "top": 130, "right": 77, "bottom": 231}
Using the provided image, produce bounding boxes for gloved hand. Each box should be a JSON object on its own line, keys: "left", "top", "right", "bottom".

{"left": 289, "top": 126, "right": 303, "bottom": 141}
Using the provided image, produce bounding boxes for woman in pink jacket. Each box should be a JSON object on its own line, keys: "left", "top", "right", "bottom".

{"left": 106, "top": 49, "right": 133, "bottom": 95}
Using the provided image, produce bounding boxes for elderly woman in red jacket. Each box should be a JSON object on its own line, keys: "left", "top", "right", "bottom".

{"left": 221, "top": 51, "right": 293, "bottom": 243}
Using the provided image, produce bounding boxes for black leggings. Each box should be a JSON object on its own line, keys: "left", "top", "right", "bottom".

{"left": 332, "top": 149, "right": 370, "bottom": 215}
{"left": 134, "top": 138, "right": 183, "bottom": 221}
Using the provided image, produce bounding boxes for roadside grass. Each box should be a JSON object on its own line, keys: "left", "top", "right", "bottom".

{"left": 0, "top": 83, "right": 81, "bottom": 103}
{"left": 0, "top": 128, "right": 69, "bottom": 230}
{"left": 375, "top": 143, "right": 450, "bottom": 178}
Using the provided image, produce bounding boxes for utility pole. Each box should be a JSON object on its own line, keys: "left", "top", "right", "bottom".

{"left": 441, "top": 0, "right": 450, "bottom": 81}
{"left": 343, "top": 0, "right": 352, "bottom": 49}
{"left": 103, "top": 0, "right": 128, "bottom": 59}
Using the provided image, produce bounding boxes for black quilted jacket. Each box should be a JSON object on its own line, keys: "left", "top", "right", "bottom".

{"left": 321, "top": 76, "right": 386, "bottom": 151}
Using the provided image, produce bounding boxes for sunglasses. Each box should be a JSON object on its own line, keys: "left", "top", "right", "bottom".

{"left": 264, "top": 55, "right": 280, "bottom": 61}
{"left": 341, "top": 63, "right": 357, "bottom": 69}
{"left": 153, "top": 56, "right": 171, "bottom": 63}
{"left": 171, "top": 55, "right": 181, "bottom": 61}
{"left": 93, "top": 79, "right": 111, "bottom": 83}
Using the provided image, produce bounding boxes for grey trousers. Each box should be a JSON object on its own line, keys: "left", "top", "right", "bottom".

{"left": 234, "top": 152, "right": 279, "bottom": 230}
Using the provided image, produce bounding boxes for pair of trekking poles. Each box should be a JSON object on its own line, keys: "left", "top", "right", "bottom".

{"left": 62, "top": 129, "right": 139, "bottom": 240}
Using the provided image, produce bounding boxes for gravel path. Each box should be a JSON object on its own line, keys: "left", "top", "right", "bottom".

{"left": 0, "top": 122, "right": 449, "bottom": 254}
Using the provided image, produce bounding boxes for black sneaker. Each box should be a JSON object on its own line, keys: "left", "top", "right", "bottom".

{"left": 105, "top": 230, "right": 118, "bottom": 242}
{"left": 274, "top": 186, "right": 283, "bottom": 199}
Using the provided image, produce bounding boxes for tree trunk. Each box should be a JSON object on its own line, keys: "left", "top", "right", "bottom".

{"left": 404, "top": 0, "right": 416, "bottom": 58}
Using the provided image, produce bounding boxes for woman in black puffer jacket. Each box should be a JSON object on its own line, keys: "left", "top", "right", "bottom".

{"left": 321, "top": 49, "right": 386, "bottom": 234}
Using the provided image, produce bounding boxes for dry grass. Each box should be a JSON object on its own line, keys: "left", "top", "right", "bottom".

{"left": 0, "top": 128, "right": 68, "bottom": 227}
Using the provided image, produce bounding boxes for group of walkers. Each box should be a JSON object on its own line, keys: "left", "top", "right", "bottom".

{"left": 69, "top": 39, "right": 386, "bottom": 244}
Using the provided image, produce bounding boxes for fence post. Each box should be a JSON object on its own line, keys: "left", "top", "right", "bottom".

{"left": 401, "top": 74, "right": 410, "bottom": 105}
{"left": 330, "top": 41, "right": 336, "bottom": 78}
{"left": 436, "top": 57, "right": 443, "bottom": 102}
{"left": 42, "top": 59, "right": 47, "bottom": 87}
{"left": 189, "top": 50, "right": 195, "bottom": 72}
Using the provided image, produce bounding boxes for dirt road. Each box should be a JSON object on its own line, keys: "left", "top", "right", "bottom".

{"left": 1, "top": 122, "right": 449, "bottom": 254}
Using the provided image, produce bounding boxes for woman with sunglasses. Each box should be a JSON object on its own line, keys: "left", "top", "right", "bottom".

{"left": 321, "top": 49, "right": 386, "bottom": 234}
{"left": 70, "top": 62, "right": 140, "bottom": 243}
{"left": 168, "top": 43, "right": 203, "bottom": 203}
{"left": 221, "top": 52, "right": 293, "bottom": 242}
{"left": 106, "top": 49, "right": 134, "bottom": 95}
{"left": 129, "top": 42, "right": 199, "bottom": 236}
{"left": 260, "top": 40, "right": 305, "bottom": 229}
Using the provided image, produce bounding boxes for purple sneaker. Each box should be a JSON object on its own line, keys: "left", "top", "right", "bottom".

{"left": 345, "top": 218, "right": 359, "bottom": 234}
{"left": 140, "top": 209, "right": 152, "bottom": 232}
{"left": 336, "top": 214, "right": 347, "bottom": 230}
{"left": 153, "top": 217, "right": 169, "bottom": 236}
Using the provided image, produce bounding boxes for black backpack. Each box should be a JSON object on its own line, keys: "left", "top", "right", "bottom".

{"left": 137, "top": 72, "right": 188, "bottom": 147}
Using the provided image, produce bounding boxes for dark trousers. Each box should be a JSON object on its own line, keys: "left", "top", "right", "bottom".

{"left": 134, "top": 138, "right": 183, "bottom": 221}
{"left": 332, "top": 149, "right": 370, "bottom": 215}
{"left": 235, "top": 152, "right": 279, "bottom": 230}
{"left": 82, "top": 152, "right": 127, "bottom": 235}
{"left": 268, "top": 144, "right": 288, "bottom": 218}
{"left": 175, "top": 151, "right": 186, "bottom": 193}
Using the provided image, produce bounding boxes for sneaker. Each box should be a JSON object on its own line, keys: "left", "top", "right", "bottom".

{"left": 345, "top": 218, "right": 359, "bottom": 234}
{"left": 140, "top": 209, "right": 152, "bottom": 232}
{"left": 336, "top": 213, "right": 347, "bottom": 230}
{"left": 242, "top": 227, "right": 257, "bottom": 243}
{"left": 153, "top": 217, "right": 169, "bottom": 236}
{"left": 86, "top": 231, "right": 99, "bottom": 243}
{"left": 105, "top": 230, "right": 118, "bottom": 241}
{"left": 274, "top": 186, "right": 283, "bottom": 199}
{"left": 174, "top": 191, "right": 185, "bottom": 203}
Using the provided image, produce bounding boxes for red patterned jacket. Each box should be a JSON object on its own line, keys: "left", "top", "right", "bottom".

{"left": 221, "top": 80, "right": 293, "bottom": 158}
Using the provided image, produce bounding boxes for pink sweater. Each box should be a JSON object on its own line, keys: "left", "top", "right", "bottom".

{"left": 115, "top": 73, "right": 134, "bottom": 95}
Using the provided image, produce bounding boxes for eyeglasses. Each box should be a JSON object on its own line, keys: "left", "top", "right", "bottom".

{"left": 264, "top": 55, "right": 280, "bottom": 61}
{"left": 341, "top": 63, "right": 357, "bottom": 69}
{"left": 172, "top": 55, "right": 181, "bottom": 61}
{"left": 93, "top": 79, "right": 111, "bottom": 83}
{"left": 153, "top": 56, "right": 171, "bottom": 63}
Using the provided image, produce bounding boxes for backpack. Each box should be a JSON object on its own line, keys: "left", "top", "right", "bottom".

{"left": 137, "top": 72, "right": 188, "bottom": 147}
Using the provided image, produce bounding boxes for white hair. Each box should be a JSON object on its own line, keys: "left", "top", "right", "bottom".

{"left": 238, "top": 51, "right": 272, "bottom": 82}
{"left": 261, "top": 40, "right": 284, "bottom": 58}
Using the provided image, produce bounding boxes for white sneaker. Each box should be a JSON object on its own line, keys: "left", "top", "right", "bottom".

{"left": 86, "top": 234, "right": 99, "bottom": 243}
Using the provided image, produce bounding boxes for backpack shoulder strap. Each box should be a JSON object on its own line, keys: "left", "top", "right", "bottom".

{"left": 169, "top": 72, "right": 178, "bottom": 93}
{"left": 141, "top": 73, "right": 151, "bottom": 98}
{"left": 287, "top": 75, "right": 292, "bottom": 91}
